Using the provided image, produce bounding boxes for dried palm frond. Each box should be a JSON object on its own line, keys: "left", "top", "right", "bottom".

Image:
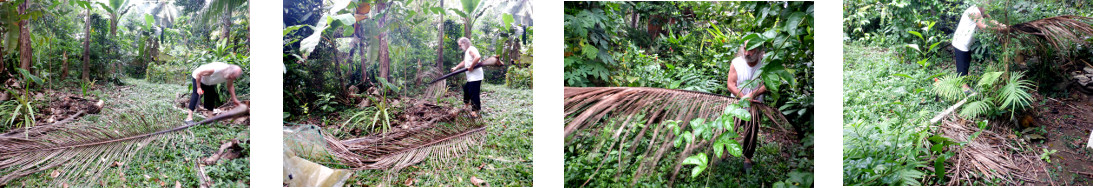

{"left": 0, "top": 105, "right": 249, "bottom": 186}
{"left": 310, "top": 109, "right": 486, "bottom": 172}
{"left": 1002, "top": 15, "right": 1093, "bottom": 55}
{"left": 938, "top": 118, "right": 1044, "bottom": 185}
{"left": 563, "top": 87, "right": 790, "bottom": 185}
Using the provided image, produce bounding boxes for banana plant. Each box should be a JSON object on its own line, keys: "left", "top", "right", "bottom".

{"left": 96, "top": 0, "right": 131, "bottom": 36}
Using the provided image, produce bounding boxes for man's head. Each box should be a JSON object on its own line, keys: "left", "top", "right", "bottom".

{"left": 457, "top": 37, "right": 472, "bottom": 50}
{"left": 225, "top": 65, "right": 243, "bottom": 80}
{"left": 745, "top": 47, "right": 765, "bottom": 65}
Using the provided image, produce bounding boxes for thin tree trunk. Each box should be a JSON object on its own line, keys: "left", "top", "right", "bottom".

{"left": 82, "top": 8, "right": 91, "bottom": 82}
{"left": 18, "top": 1, "right": 31, "bottom": 73}
{"left": 357, "top": 23, "right": 368, "bottom": 85}
{"left": 377, "top": 1, "right": 389, "bottom": 82}
{"left": 435, "top": 0, "right": 445, "bottom": 68}
{"left": 60, "top": 51, "right": 68, "bottom": 80}
{"left": 630, "top": 8, "right": 639, "bottom": 28}
{"left": 463, "top": 17, "right": 471, "bottom": 39}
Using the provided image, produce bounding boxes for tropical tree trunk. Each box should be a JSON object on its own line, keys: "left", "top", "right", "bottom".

{"left": 462, "top": 17, "right": 471, "bottom": 39}
{"left": 377, "top": 1, "right": 389, "bottom": 82}
{"left": 17, "top": 1, "right": 31, "bottom": 73}
{"left": 82, "top": 8, "right": 91, "bottom": 82}
{"left": 357, "top": 23, "right": 368, "bottom": 85}
{"left": 435, "top": 0, "right": 444, "bottom": 68}
{"left": 60, "top": 51, "right": 68, "bottom": 80}
{"left": 221, "top": 9, "right": 231, "bottom": 41}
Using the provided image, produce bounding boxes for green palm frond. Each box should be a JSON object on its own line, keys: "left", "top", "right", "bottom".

{"left": 999, "top": 71, "right": 1034, "bottom": 111}
{"left": 959, "top": 100, "right": 992, "bottom": 118}
{"left": 0, "top": 105, "right": 249, "bottom": 185}
{"left": 976, "top": 71, "right": 1003, "bottom": 89}
{"left": 933, "top": 74, "right": 967, "bottom": 101}
{"left": 196, "top": 0, "right": 247, "bottom": 25}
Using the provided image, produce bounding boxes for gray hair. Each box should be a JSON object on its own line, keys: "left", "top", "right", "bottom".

{"left": 457, "top": 37, "right": 472, "bottom": 47}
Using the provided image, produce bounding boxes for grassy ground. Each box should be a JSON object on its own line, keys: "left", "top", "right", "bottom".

{"left": 8, "top": 78, "right": 250, "bottom": 187}
{"left": 343, "top": 84, "right": 534, "bottom": 187}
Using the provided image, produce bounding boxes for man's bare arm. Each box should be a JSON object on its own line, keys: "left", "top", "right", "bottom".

{"left": 194, "top": 69, "right": 214, "bottom": 95}
{"left": 726, "top": 65, "right": 744, "bottom": 98}
{"left": 467, "top": 50, "right": 481, "bottom": 69}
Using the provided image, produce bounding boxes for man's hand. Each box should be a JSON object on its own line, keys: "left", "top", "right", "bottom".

{"left": 232, "top": 99, "right": 243, "bottom": 106}
{"left": 197, "top": 87, "right": 204, "bottom": 95}
{"left": 451, "top": 66, "right": 459, "bottom": 72}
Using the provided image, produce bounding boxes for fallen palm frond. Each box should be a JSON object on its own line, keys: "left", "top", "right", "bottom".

{"left": 563, "top": 87, "right": 790, "bottom": 185}
{"left": 294, "top": 101, "right": 486, "bottom": 172}
{"left": 938, "top": 117, "right": 1044, "bottom": 185}
{"left": 1002, "top": 15, "right": 1093, "bottom": 56}
{"left": 0, "top": 104, "right": 249, "bottom": 186}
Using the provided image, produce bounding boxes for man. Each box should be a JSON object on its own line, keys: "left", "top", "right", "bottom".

{"left": 726, "top": 40, "right": 767, "bottom": 172}
{"left": 187, "top": 62, "right": 244, "bottom": 122}
{"left": 952, "top": 0, "right": 1007, "bottom": 92}
{"left": 451, "top": 37, "right": 483, "bottom": 118}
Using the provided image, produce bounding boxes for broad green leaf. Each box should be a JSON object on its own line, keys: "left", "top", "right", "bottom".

{"left": 284, "top": 25, "right": 306, "bottom": 36}
{"left": 581, "top": 44, "right": 598, "bottom": 59}
{"left": 907, "top": 30, "right": 923, "bottom": 40}
{"left": 502, "top": 13, "right": 515, "bottom": 27}
{"left": 682, "top": 153, "right": 708, "bottom": 178}
{"left": 892, "top": 73, "right": 913, "bottom": 79}
{"left": 783, "top": 12, "right": 805, "bottom": 35}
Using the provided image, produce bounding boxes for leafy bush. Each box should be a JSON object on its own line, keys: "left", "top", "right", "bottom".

{"left": 505, "top": 64, "right": 532, "bottom": 89}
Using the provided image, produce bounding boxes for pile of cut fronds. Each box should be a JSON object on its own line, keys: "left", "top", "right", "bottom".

{"left": 935, "top": 117, "right": 1045, "bottom": 185}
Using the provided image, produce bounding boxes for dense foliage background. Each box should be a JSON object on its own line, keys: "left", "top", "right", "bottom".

{"left": 843, "top": 0, "right": 1093, "bottom": 185}
{"left": 563, "top": 1, "right": 814, "bottom": 187}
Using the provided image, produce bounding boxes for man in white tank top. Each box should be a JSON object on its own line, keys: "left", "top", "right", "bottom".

{"left": 725, "top": 40, "right": 767, "bottom": 172}
{"left": 187, "top": 62, "right": 244, "bottom": 122}
{"left": 951, "top": 1, "right": 1006, "bottom": 91}
{"left": 451, "top": 37, "right": 484, "bottom": 118}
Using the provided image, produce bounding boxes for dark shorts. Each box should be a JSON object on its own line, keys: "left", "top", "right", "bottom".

{"left": 189, "top": 77, "right": 219, "bottom": 111}
{"left": 462, "top": 80, "right": 481, "bottom": 111}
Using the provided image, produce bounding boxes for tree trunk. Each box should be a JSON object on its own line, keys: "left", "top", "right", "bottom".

{"left": 435, "top": 0, "right": 445, "bottom": 68}
{"left": 630, "top": 8, "right": 639, "bottom": 28}
{"left": 377, "top": 1, "right": 390, "bottom": 82}
{"left": 358, "top": 30, "right": 368, "bottom": 85}
{"left": 18, "top": 1, "right": 31, "bottom": 73}
{"left": 60, "top": 51, "right": 68, "bottom": 80}
{"left": 82, "top": 8, "right": 91, "bottom": 82}
{"left": 463, "top": 17, "right": 472, "bottom": 39}
{"left": 221, "top": 10, "right": 231, "bottom": 41}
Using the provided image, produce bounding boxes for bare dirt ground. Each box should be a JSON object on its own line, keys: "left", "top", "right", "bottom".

{"left": 1034, "top": 91, "right": 1093, "bottom": 185}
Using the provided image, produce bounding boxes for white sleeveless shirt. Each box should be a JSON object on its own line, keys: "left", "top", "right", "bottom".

{"left": 731, "top": 56, "right": 763, "bottom": 101}
{"left": 192, "top": 62, "right": 232, "bottom": 85}
{"left": 464, "top": 46, "right": 484, "bottom": 82}
{"left": 952, "top": 5, "right": 980, "bottom": 52}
